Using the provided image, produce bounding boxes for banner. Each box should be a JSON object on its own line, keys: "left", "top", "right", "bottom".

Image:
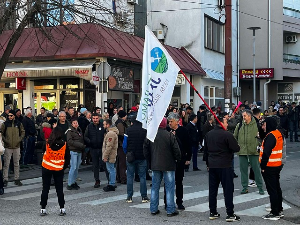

{"left": 137, "top": 26, "right": 180, "bottom": 142}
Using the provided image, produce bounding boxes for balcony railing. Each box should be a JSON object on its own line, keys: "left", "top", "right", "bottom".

{"left": 283, "top": 6, "right": 300, "bottom": 19}
{"left": 283, "top": 53, "right": 300, "bottom": 64}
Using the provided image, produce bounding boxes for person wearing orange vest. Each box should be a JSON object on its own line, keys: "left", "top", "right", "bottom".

{"left": 259, "top": 117, "right": 284, "bottom": 221}
{"left": 40, "top": 127, "right": 68, "bottom": 217}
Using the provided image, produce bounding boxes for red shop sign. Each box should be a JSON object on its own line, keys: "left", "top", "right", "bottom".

{"left": 16, "top": 77, "right": 26, "bottom": 90}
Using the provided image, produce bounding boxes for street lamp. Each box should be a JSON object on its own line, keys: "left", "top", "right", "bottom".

{"left": 247, "top": 27, "right": 261, "bottom": 103}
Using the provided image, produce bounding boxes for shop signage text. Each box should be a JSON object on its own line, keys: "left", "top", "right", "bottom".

{"left": 239, "top": 68, "right": 274, "bottom": 79}
{"left": 5, "top": 71, "right": 28, "bottom": 78}
{"left": 108, "top": 66, "right": 134, "bottom": 92}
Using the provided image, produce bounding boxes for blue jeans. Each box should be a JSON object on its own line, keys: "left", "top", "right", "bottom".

{"left": 289, "top": 121, "right": 298, "bottom": 141}
{"left": 106, "top": 162, "right": 116, "bottom": 185}
{"left": 127, "top": 160, "right": 147, "bottom": 198}
{"left": 151, "top": 171, "right": 175, "bottom": 214}
{"left": 22, "top": 136, "right": 36, "bottom": 165}
{"left": 68, "top": 151, "right": 82, "bottom": 186}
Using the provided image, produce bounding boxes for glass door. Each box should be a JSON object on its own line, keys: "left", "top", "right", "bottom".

{"left": 35, "top": 92, "right": 57, "bottom": 114}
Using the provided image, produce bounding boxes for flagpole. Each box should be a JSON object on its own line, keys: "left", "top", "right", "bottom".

{"left": 179, "top": 70, "right": 226, "bottom": 131}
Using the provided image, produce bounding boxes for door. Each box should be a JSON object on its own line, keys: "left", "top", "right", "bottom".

{"left": 35, "top": 91, "right": 57, "bottom": 115}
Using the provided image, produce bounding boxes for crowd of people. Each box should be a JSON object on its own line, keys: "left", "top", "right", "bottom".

{"left": 0, "top": 99, "right": 291, "bottom": 221}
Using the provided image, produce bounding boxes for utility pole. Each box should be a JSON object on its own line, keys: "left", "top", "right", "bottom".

{"left": 224, "top": 0, "right": 232, "bottom": 113}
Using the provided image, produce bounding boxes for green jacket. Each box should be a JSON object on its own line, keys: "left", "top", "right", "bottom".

{"left": 1, "top": 119, "right": 25, "bottom": 149}
{"left": 233, "top": 117, "right": 259, "bottom": 155}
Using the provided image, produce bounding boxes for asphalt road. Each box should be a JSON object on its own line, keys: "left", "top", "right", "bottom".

{"left": 1, "top": 140, "right": 300, "bottom": 225}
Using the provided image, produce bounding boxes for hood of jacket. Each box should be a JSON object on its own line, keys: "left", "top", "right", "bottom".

{"left": 42, "top": 122, "right": 51, "bottom": 128}
{"left": 264, "top": 117, "right": 277, "bottom": 134}
{"left": 107, "top": 126, "right": 119, "bottom": 135}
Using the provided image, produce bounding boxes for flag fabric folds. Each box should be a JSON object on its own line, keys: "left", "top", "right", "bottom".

{"left": 137, "top": 26, "right": 180, "bottom": 142}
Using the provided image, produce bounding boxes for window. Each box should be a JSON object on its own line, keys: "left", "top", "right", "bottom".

{"left": 204, "top": 15, "right": 224, "bottom": 53}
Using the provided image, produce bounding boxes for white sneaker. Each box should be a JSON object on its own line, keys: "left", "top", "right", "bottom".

{"left": 40, "top": 209, "right": 47, "bottom": 216}
{"left": 59, "top": 208, "right": 66, "bottom": 216}
{"left": 265, "top": 204, "right": 271, "bottom": 212}
{"left": 248, "top": 180, "right": 257, "bottom": 187}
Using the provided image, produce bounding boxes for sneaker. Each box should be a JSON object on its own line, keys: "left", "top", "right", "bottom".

{"left": 258, "top": 188, "right": 265, "bottom": 195}
{"left": 59, "top": 208, "right": 66, "bottom": 216}
{"left": 40, "top": 209, "right": 47, "bottom": 216}
{"left": 126, "top": 197, "right": 133, "bottom": 203}
{"left": 14, "top": 180, "right": 23, "bottom": 186}
{"left": 74, "top": 182, "right": 80, "bottom": 189}
{"left": 265, "top": 204, "right": 271, "bottom": 212}
{"left": 240, "top": 188, "right": 248, "bottom": 194}
{"left": 142, "top": 197, "right": 150, "bottom": 203}
{"left": 151, "top": 210, "right": 160, "bottom": 215}
{"left": 0, "top": 188, "right": 4, "bottom": 195}
{"left": 94, "top": 180, "right": 100, "bottom": 188}
{"left": 226, "top": 214, "right": 241, "bottom": 222}
{"left": 279, "top": 211, "right": 284, "bottom": 218}
{"left": 103, "top": 185, "right": 115, "bottom": 192}
{"left": 193, "top": 168, "right": 200, "bottom": 171}
{"left": 209, "top": 212, "right": 220, "bottom": 220}
{"left": 248, "top": 181, "right": 257, "bottom": 188}
{"left": 262, "top": 213, "right": 280, "bottom": 220}
{"left": 3, "top": 180, "right": 8, "bottom": 187}
{"left": 76, "top": 177, "right": 82, "bottom": 181}
{"left": 177, "top": 204, "right": 185, "bottom": 210}
{"left": 67, "top": 185, "right": 73, "bottom": 190}
{"left": 71, "top": 183, "right": 79, "bottom": 190}
{"left": 167, "top": 210, "right": 179, "bottom": 217}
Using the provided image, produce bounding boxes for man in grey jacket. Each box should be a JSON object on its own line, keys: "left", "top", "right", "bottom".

{"left": 144, "top": 117, "right": 181, "bottom": 217}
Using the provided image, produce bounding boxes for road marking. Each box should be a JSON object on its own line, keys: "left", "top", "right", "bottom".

{"left": 131, "top": 188, "right": 224, "bottom": 209}
{"left": 4, "top": 183, "right": 42, "bottom": 194}
{"left": 81, "top": 186, "right": 191, "bottom": 206}
{"left": 48, "top": 190, "right": 104, "bottom": 202}
{"left": 236, "top": 203, "right": 291, "bottom": 217}
{"left": 2, "top": 182, "right": 95, "bottom": 201}
{"left": 185, "top": 191, "right": 267, "bottom": 212}
{"left": 21, "top": 177, "right": 43, "bottom": 185}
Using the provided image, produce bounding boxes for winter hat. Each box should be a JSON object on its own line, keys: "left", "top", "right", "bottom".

{"left": 131, "top": 106, "right": 138, "bottom": 112}
{"left": 5, "top": 106, "right": 11, "bottom": 111}
{"left": 46, "top": 113, "right": 54, "bottom": 118}
{"left": 9, "top": 110, "right": 16, "bottom": 116}
{"left": 80, "top": 108, "right": 87, "bottom": 114}
{"left": 118, "top": 110, "right": 127, "bottom": 118}
{"left": 159, "top": 117, "right": 167, "bottom": 129}
{"left": 48, "top": 118, "right": 57, "bottom": 126}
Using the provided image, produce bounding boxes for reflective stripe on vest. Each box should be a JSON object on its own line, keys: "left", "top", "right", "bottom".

{"left": 259, "top": 130, "right": 283, "bottom": 167}
{"left": 42, "top": 143, "right": 66, "bottom": 171}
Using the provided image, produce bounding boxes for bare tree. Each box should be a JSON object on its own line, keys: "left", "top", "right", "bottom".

{"left": 0, "top": 0, "right": 134, "bottom": 80}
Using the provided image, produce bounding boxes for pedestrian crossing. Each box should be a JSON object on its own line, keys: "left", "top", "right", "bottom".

{"left": 0, "top": 177, "right": 291, "bottom": 218}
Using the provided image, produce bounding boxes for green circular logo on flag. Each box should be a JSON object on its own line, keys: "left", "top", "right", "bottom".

{"left": 151, "top": 47, "right": 168, "bottom": 73}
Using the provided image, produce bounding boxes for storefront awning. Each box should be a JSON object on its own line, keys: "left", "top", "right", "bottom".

{"left": 2, "top": 59, "right": 96, "bottom": 81}
{"left": 203, "top": 68, "right": 224, "bottom": 81}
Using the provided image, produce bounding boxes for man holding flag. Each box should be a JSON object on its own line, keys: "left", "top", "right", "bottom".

{"left": 137, "top": 26, "right": 182, "bottom": 216}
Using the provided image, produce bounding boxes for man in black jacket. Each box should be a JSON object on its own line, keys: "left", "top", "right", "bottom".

{"left": 123, "top": 113, "right": 149, "bottom": 203}
{"left": 186, "top": 114, "right": 200, "bottom": 171}
{"left": 278, "top": 107, "right": 288, "bottom": 138}
{"left": 197, "top": 105, "right": 207, "bottom": 147}
{"left": 144, "top": 117, "right": 181, "bottom": 217}
{"left": 204, "top": 115, "right": 240, "bottom": 222}
{"left": 288, "top": 102, "right": 299, "bottom": 142}
{"left": 22, "top": 109, "right": 36, "bottom": 165}
{"left": 165, "top": 112, "right": 191, "bottom": 210}
{"left": 84, "top": 113, "right": 105, "bottom": 188}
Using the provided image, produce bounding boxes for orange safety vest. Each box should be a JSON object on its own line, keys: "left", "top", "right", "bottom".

{"left": 259, "top": 130, "right": 283, "bottom": 167}
{"left": 42, "top": 143, "right": 66, "bottom": 171}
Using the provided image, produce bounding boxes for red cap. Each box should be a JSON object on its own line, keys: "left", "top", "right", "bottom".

{"left": 131, "top": 106, "right": 138, "bottom": 112}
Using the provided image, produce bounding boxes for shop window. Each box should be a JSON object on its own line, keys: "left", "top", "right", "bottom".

{"left": 278, "top": 83, "right": 293, "bottom": 93}
{"left": 204, "top": 15, "right": 224, "bottom": 53}
{"left": 60, "top": 78, "right": 79, "bottom": 89}
{"left": 215, "top": 87, "right": 224, "bottom": 98}
{"left": 34, "top": 79, "right": 57, "bottom": 89}
{"left": 204, "top": 86, "right": 209, "bottom": 97}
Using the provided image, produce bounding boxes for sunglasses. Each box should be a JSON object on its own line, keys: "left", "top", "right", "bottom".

{"left": 8, "top": 115, "right": 14, "bottom": 117}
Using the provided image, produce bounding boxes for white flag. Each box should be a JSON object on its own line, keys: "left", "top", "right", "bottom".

{"left": 137, "top": 26, "right": 180, "bottom": 142}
